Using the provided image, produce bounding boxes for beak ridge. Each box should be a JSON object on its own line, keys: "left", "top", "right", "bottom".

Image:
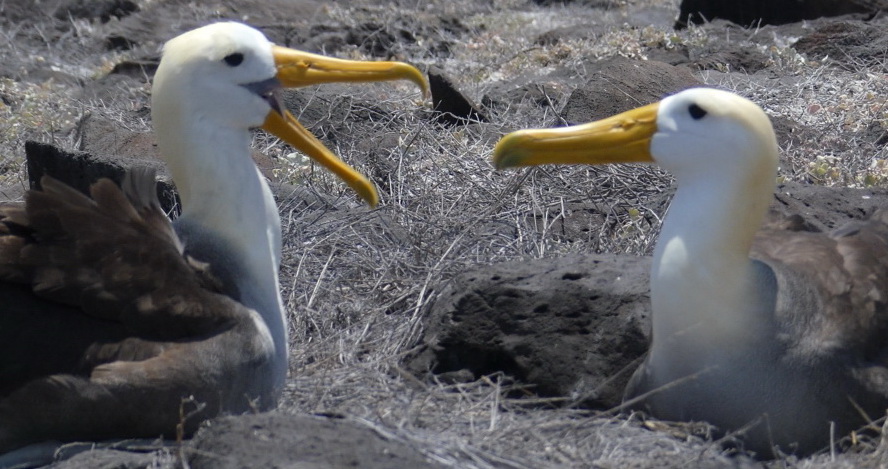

{"left": 272, "top": 46, "right": 428, "bottom": 98}
{"left": 493, "top": 102, "right": 660, "bottom": 170}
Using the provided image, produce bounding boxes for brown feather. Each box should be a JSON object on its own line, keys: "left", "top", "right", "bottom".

{"left": 752, "top": 209, "right": 888, "bottom": 357}
{"left": 0, "top": 171, "right": 274, "bottom": 453}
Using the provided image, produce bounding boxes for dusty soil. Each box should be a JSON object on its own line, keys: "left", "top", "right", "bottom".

{"left": 2, "top": 0, "right": 888, "bottom": 467}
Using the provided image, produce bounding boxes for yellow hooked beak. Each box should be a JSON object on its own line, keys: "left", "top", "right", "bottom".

{"left": 492, "top": 102, "right": 660, "bottom": 170}
{"left": 261, "top": 46, "right": 428, "bottom": 208}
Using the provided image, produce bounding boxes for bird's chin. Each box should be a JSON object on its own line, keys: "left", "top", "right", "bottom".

{"left": 241, "top": 77, "right": 283, "bottom": 115}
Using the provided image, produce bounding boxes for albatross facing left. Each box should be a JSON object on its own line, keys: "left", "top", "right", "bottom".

{"left": 493, "top": 88, "right": 888, "bottom": 457}
{"left": 0, "top": 22, "right": 426, "bottom": 455}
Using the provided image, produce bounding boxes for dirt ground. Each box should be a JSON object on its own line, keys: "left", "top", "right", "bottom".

{"left": 2, "top": 0, "right": 888, "bottom": 467}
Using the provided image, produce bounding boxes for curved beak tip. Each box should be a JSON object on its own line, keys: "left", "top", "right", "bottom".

{"left": 491, "top": 134, "right": 529, "bottom": 170}
{"left": 419, "top": 78, "right": 430, "bottom": 100}
{"left": 400, "top": 65, "right": 429, "bottom": 100}
{"left": 359, "top": 185, "right": 380, "bottom": 209}
{"left": 491, "top": 151, "right": 510, "bottom": 170}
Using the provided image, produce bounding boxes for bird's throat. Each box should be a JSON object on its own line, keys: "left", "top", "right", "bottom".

{"left": 650, "top": 177, "right": 771, "bottom": 355}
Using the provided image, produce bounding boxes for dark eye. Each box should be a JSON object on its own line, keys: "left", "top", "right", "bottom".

{"left": 223, "top": 52, "right": 244, "bottom": 67}
{"left": 688, "top": 103, "right": 707, "bottom": 120}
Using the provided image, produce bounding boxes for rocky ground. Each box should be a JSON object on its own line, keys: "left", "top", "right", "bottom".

{"left": 2, "top": 0, "right": 888, "bottom": 467}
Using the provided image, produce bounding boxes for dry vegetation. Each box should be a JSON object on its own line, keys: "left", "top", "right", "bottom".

{"left": 2, "top": 0, "right": 888, "bottom": 467}
{"left": 273, "top": 2, "right": 888, "bottom": 467}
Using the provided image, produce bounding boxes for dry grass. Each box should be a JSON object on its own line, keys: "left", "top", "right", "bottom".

{"left": 3, "top": 0, "right": 888, "bottom": 467}
{"left": 267, "top": 2, "right": 888, "bottom": 467}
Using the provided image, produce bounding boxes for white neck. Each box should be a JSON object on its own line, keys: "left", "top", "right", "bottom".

{"left": 154, "top": 110, "right": 288, "bottom": 385}
{"left": 650, "top": 169, "right": 773, "bottom": 357}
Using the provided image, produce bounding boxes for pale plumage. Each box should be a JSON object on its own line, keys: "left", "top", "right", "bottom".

{"left": 493, "top": 88, "right": 888, "bottom": 457}
{"left": 0, "top": 21, "right": 425, "bottom": 459}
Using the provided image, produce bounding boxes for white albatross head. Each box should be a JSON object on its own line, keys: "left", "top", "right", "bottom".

{"left": 492, "top": 88, "right": 779, "bottom": 187}
{"left": 151, "top": 22, "right": 428, "bottom": 209}
{"left": 153, "top": 22, "right": 279, "bottom": 135}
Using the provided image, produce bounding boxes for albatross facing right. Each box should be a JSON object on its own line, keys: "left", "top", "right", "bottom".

{"left": 493, "top": 88, "right": 888, "bottom": 457}
{"left": 0, "top": 22, "right": 426, "bottom": 456}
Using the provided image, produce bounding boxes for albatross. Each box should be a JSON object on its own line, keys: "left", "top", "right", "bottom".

{"left": 492, "top": 87, "right": 888, "bottom": 457}
{"left": 0, "top": 22, "right": 426, "bottom": 457}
